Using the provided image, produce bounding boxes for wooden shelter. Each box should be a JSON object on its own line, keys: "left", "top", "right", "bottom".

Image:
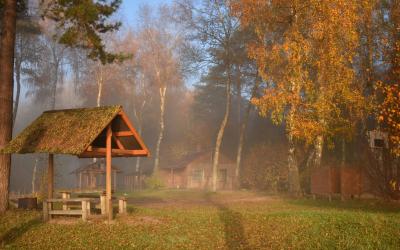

{"left": 1, "top": 105, "right": 149, "bottom": 220}
{"left": 71, "top": 161, "right": 122, "bottom": 191}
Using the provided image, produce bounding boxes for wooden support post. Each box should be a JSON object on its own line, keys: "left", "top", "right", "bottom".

{"left": 106, "top": 125, "right": 113, "bottom": 221}
{"left": 48, "top": 154, "right": 54, "bottom": 199}
{"left": 118, "top": 197, "right": 127, "bottom": 214}
{"left": 118, "top": 199, "right": 123, "bottom": 214}
{"left": 43, "top": 201, "right": 49, "bottom": 221}
{"left": 100, "top": 194, "right": 106, "bottom": 215}
{"left": 82, "top": 200, "right": 88, "bottom": 221}
{"left": 61, "top": 192, "right": 70, "bottom": 211}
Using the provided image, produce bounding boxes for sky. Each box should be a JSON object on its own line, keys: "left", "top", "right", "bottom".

{"left": 120, "top": 0, "right": 173, "bottom": 27}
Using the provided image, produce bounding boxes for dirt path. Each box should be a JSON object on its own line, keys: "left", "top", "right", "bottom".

{"left": 127, "top": 191, "right": 279, "bottom": 208}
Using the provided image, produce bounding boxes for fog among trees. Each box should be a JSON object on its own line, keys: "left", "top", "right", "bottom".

{"left": 1, "top": 0, "right": 400, "bottom": 208}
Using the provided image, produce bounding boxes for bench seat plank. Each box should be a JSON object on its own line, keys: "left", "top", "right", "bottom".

{"left": 47, "top": 198, "right": 91, "bottom": 202}
{"left": 49, "top": 210, "right": 83, "bottom": 215}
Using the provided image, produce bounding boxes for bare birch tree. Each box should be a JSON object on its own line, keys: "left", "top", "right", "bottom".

{"left": 176, "top": 0, "right": 240, "bottom": 191}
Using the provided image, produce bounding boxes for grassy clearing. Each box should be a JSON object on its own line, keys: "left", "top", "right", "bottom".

{"left": 1, "top": 190, "right": 399, "bottom": 249}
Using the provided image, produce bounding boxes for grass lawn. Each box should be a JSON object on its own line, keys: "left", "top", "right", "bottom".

{"left": 1, "top": 190, "right": 399, "bottom": 249}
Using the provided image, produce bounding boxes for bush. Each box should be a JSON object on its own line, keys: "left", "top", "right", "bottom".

{"left": 242, "top": 143, "right": 288, "bottom": 192}
{"left": 145, "top": 174, "right": 165, "bottom": 190}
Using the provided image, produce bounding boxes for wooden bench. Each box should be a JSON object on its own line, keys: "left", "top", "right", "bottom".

{"left": 99, "top": 194, "right": 127, "bottom": 215}
{"left": 43, "top": 198, "right": 91, "bottom": 221}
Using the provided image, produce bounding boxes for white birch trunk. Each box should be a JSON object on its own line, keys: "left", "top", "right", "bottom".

{"left": 287, "top": 99, "right": 300, "bottom": 195}
{"left": 212, "top": 68, "right": 232, "bottom": 192}
{"left": 96, "top": 65, "right": 103, "bottom": 108}
{"left": 93, "top": 65, "right": 103, "bottom": 164}
{"left": 153, "top": 86, "right": 167, "bottom": 174}
{"left": 313, "top": 135, "right": 324, "bottom": 168}
{"left": 288, "top": 130, "right": 300, "bottom": 195}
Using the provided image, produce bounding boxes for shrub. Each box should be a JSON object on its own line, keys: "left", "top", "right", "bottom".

{"left": 242, "top": 143, "right": 288, "bottom": 192}
{"left": 145, "top": 174, "right": 165, "bottom": 190}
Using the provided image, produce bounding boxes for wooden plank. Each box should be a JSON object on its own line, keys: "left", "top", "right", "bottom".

{"left": 99, "top": 148, "right": 147, "bottom": 155}
{"left": 49, "top": 210, "right": 83, "bottom": 215}
{"left": 114, "top": 131, "right": 133, "bottom": 136}
{"left": 83, "top": 148, "right": 148, "bottom": 156}
{"left": 112, "top": 134, "right": 125, "bottom": 150}
{"left": 48, "top": 154, "right": 54, "bottom": 199}
{"left": 47, "top": 198, "right": 91, "bottom": 202}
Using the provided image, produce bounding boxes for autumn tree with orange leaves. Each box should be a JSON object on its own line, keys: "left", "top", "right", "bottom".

{"left": 233, "top": 0, "right": 367, "bottom": 194}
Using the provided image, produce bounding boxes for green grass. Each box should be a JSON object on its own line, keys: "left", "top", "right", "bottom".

{"left": 1, "top": 190, "right": 400, "bottom": 249}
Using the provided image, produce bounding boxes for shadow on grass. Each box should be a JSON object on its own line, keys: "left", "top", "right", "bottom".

{"left": 286, "top": 197, "right": 400, "bottom": 214}
{"left": 0, "top": 217, "right": 42, "bottom": 247}
{"left": 205, "top": 193, "right": 252, "bottom": 250}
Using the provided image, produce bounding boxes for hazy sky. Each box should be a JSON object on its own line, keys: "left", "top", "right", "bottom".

{"left": 120, "top": 0, "right": 172, "bottom": 26}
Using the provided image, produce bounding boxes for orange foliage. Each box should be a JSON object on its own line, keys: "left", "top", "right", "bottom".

{"left": 235, "top": 0, "right": 367, "bottom": 145}
{"left": 376, "top": 82, "right": 400, "bottom": 155}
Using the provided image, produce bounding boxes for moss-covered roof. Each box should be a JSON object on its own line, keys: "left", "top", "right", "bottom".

{"left": 1, "top": 106, "right": 122, "bottom": 155}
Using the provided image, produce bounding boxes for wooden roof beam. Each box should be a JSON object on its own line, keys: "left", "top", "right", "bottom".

{"left": 112, "top": 134, "right": 125, "bottom": 150}
{"left": 83, "top": 147, "right": 148, "bottom": 156}
{"left": 114, "top": 131, "right": 134, "bottom": 137}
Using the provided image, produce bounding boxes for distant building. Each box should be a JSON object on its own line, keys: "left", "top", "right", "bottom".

{"left": 124, "top": 166, "right": 152, "bottom": 191}
{"left": 159, "top": 151, "right": 235, "bottom": 190}
{"left": 310, "top": 166, "right": 375, "bottom": 198}
{"left": 71, "top": 160, "right": 122, "bottom": 191}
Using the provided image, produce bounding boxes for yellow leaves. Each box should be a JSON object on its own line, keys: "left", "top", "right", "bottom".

{"left": 376, "top": 81, "right": 400, "bottom": 156}
{"left": 238, "top": 0, "right": 366, "bottom": 145}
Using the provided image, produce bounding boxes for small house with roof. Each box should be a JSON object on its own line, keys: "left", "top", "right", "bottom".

{"left": 70, "top": 160, "right": 122, "bottom": 191}
{"left": 160, "top": 151, "right": 235, "bottom": 190}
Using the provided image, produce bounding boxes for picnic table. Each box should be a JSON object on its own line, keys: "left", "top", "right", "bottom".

{"left": 43, "top": 191, "right": 127, "bottom": 221}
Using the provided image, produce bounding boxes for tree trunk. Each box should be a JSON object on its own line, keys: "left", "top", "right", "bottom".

{"left": 0, "top": 0, "right": 17, "bottom": 213}
{"left": 341, "top": 139, "right": 346, "bottom": 167}
{"left": 235, "top": 78, "right": 260, "bottom": 188}
{"left": 153, "top": 86, "right": 167, "bottom": 174}
{"left": 287, "top": 105, "right": 300, "bottom": 195}
{"left": 96, "top": 65, "right": 103, "bottom": 107}
{"left": 313, "top": 135, "right": 324, "bottom": 168}
{"left": 212, "top": 67, "right": 232, "bottom": 192}
{"left": 50, "top": 62, "right": 59, "bottom": 110}
{"left": 236, "top": 67, "right": 242, "bottom": 128}
{"left": 135, "top": 126, "right": 142, "bottom": 190}
{"left": 13, "top": 59, "right": 21, "bottom": 125}
{"left": 93, "top": 65, "right": 103, "bottom": 164}
{"left": 50, "top": 45, "right": 60, "bottom": 110}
